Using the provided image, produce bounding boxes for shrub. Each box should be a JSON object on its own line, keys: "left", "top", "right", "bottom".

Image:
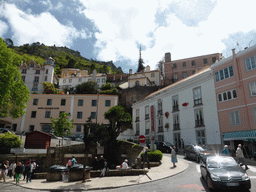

{"left": 0, "top": 132, "right": 21, "bottom": 154}
{"left": 141, "top": 149, "right": 163, "bottom": 162}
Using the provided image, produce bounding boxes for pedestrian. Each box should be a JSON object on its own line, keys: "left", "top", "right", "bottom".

{"left": 31, "top": 160, "right": 37, "bottom": 179}
{"left": 100, "top": 160, "right": 108, "bottom": 177}
{"left": 221, "top": 145, "right": 230, "bottom": 156}
{"left": 91, "top": 157, "right": 99, "bottom": 170}
{"left": 142, "top": 147, "right": 150, "bottom": 169}
{"left": 121, "top": 159, "right": 129, "bottom": 170}
{"left": 180, "top": 139, "right": 184, "bottom": 149}
{"left": 8, "top": 161, "right": 16, "bottom": 180}
{"left": 171, "top": 146, "right": 178, "bottom": 167}
{"left": 0, "top": 162, "right": 7, "bottom": 182}
{"left": 71, "top": 156, "right": 76, "bottom": 166}
{"left": 67, "top": 158, "right": 72, "bottom": 169}
{"left": 5, "top": 160, "right": 9, "bottom": 178}
{"left": 236, "top": 144, "right": 249, "bottom": 170}
{"left": 14, "top": 162, "right": 22, "bottom": 184}
{"left": 26, "top": 160, "right": 33, "bottom": 183}
{"left": 99, "top": 155, "right": 105, "bottom": 170}
{"left": 21, "top": 162, "right": 25, "bottom": 180}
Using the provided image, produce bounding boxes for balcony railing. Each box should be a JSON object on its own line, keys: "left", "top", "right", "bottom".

{"left": 158, "top": 126, "right": 164, "bottom": 133}
{"left": 173, "top": 123, "right": 180, "bottom": 130}
{"left": 172, "top": 105, "right": 179, "bottom": 112}
{"left": 157, "top": 110, "right": 163, "bottom": 116}
{"left": 195, "top": 119, "right": 204, "bottom": 127}
{"left": 32, "top": 88, "right": 38, "bottom": 91}
{"left": 194, "top": 98, "right": 202, "bottom": 106}
{"left": 145, "top": 114, "right": 149, "bottom": 120}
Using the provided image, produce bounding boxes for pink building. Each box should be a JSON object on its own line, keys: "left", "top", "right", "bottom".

{"left": 211, "top": 45, "right": 256, "bottom": 156}
{"left": 163, "top": 52, "right": 224, "bottom": 85}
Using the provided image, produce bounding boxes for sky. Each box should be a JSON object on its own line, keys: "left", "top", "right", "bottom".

{"left": 1, "top": 0, "right": 256, "bottom": 73}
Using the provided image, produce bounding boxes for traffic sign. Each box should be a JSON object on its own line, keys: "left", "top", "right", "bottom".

{"left": 139, "top": 135, "right": 146, "bottom": 143}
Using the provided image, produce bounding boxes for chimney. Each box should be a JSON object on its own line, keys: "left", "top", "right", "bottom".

{"left": 232, "top": 48, "right": 236, "bottom": 57}
{"left": 129, "top": 69, "right": 132, "bottom": 74}
{"left": 165, "top": 52, "right": 171, "bottom": 62}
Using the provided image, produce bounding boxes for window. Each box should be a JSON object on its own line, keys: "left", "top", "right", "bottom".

{"left": 135, "top": 81, "right": 140, "bottom": 86}
{"left": 92, "top": 100, "right": 97, "bottom": 106}
{"left": 254, "top": 108, "right": 256, "bottom": 122}
{"left": 195, "top": 109, "right": 204, "bottom": 127}
{"left": 41, "top": 124, "right": 51, "bottom": 134}
{"left": 192, "top": 70, "right": 195, "bottom": 74}
{"left": 196, "top": 130, "right": 206, "bottom": 145}
{"left": 173, "top": 73, "right": 178, "bottom": 80}
{"left": 12, "top": 124, "right": 17, "bottom": 132}
{"left": 76, "top": 125, "right": 82, "bottom": 132}
{"left": 136, "top": 109, "right": 140, "bottom": 122}
{"left": 151, "top": 73, "right": 155, "bottom": 77}
{"left": 63, "top": 79, "right": 66, "bottom": 83}
{"left": 157, "top": 99, "right": 163, "bottom": 116}
{"left": 135, "top": 123, "right": 140, "bottom": 136}
{"left": 218, "top": 89, "right": 237, "bottom": 102}
{"left": 182, "top": 72, "right": 187, "bottom": 79}
{"left": 158, "top": 117, "right": 163, "bottom": 133}
{"left": 61, "top": 99, "right": 66, "bottom": 106}
{"left": 97, "top": 79, "right": 100, "bottom": 82}
{"left": 145, "top": 121, "right": 150, "bottom": 135}
{"left": 229, "top": 111, "right": 241, "bottom": 126}
{"left": 193, "top": 87, "right": 202, "bottom": 106}
{"left": 91, "top": 112, "right": 96, "bottom": 119}
{"left": 158, "top": 135, "right": 164, "bottom": 142}
{"left": 22, "top": 76, "right": 25, "bottom": 82}
{"left": 249, "top": 81, "right": 256, "bottom": 97}
{"left": 29, "top": 125, "right": 35, "bottom": 132}
{"left": 35, "top": 70, "right": 40, "bottom": 74}
{"left": 102, "top": 78, "right": 105, "bottom": 83}
{"left": 203, "top": 58, "right": 208, "bottom": 64}
{"left": 79, "top": 78, "right": 82, "bottom": 82}
{"left": 215, "top": 66, "right": 234, "bottom": 82}
{"left": 173, "top": 63, "right": 177, "bottom": 68}
{"left": 31, "top": 111, "right": 37, "bottom": 118}
{"left": 22, "top": 69, "right": 26, "bottom": 74}
{"left": 173, "top": 114, "right": 180, "bottom": 130}
{"left": 30, "top": 64, "right": 34, "bottom": 67}
{"left": 33, "top": 99, "right": 38, "bottom": 105}
{"left": 105, "top": 100, "right": 111, "bottom": 107}
{"left": 78, "top": 99, "right": 83, "bottom": 106}
{"left": 46, "top": 69, "right": 48, "bottom": 74}
{"left": 172, "top": 95, "right": 179, "bottom": 112}
{"left": 45, "top": 76, "right": 48, "bottom": 81}
{"left": 218, "top": 94, "right": 222, "bottom": 102}
{"left": 34, "top": 76, "right": 39, "bottom": 82}
{"left": 45, "top": 111, "right": 51, "bottom": 118}
{"left": 245, "top": 56, "right": 256, "bottom": 71}
{"left": 47, "top": 99, "right": 52, "bottom": 106}
{"left": 191, "top": 60, "right": 196, "bottom": 66}
{"left": 182, "top": 62, "right": 186, "bottom": 67}
{"left": 212, "top": 57, "right": 216, "bottom": 63}
{"left": 59, "top": 111, "right": 65, "bottom": 117}
{"left": 69, "top": 79, "right": 72, "bottom": 83}
{"left": 77, "top": 112, "right": 83, "bottom": 119}
{"left": 145, "top": 106, "right": 149, "bottom": 119}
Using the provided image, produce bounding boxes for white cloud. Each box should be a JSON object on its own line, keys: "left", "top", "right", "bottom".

{"left": 2, "top": 3, "right": 90, "bottom": 47}
{"left": 0, "top": 20, "right": 8, "bottom": 36}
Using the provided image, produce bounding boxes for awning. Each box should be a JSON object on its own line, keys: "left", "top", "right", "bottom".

{"left": 223, "top": 130, "right": 256, "bottom": 141}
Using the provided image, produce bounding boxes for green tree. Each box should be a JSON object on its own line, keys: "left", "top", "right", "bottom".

{"left": 42, "top": 82, "right": 59, "bottom": 94}
{"left": 50, "top": 112, "right": 75, "bottom": 146}
{"left": 0, "top": 38, "right": 30, "bottom": 119}
{"left": 0, "top": 132, "right": 22, "bottom": 154}
{"left": 75, "top": 81, "right": 98, "bottom": 94}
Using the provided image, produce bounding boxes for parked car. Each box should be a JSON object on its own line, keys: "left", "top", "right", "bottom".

{"left": 155, "top": 141, "right": 177, "bottom": 153}
{"left": 183, "top": 145, "right": 213, "bottom": 163}
{"left": 0, "top": 128, "right": 11, "bottom": 133}
{"left": 200, "top": 155, "right": 251, "bottom": 191}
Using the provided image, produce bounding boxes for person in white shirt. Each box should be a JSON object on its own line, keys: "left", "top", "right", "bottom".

{"left": 121, "top": 159, "right": 129, "bottom": 170}
{"left": 236, "top": 144, "right": 249, "bottom": 170}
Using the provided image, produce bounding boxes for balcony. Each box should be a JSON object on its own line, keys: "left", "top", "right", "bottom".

{"left": 135, "top": 117, "right": 140, "bottom": 122}
{"left": 172, "top": 105, "right": 179, "bottom": 112}
{"left": 32, "top": 88, "right": 38, "bottom": 91}
{"left": 194, "top": 98, "right": 202, "bottom": 106}
{"left": 195, "top": 119, "right": 204, "bottom": 127}
{"left": 158, "top": 126, "right": 164, "bottom": 133}
{"left": 145, "top": 114, "right": 149, "bottom": 120}
{"left": 173, "top": 123, "right": 180, "bottom": 130}
{"left": 33, "top": 80, "right": 39, "bottom": 83}
{"left": 157, "top": 110, "right": 163, "bottom": 116}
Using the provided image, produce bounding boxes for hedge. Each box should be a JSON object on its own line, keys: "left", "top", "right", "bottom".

{"left": 141, "top": 150, "right": 163, "bottom": 162}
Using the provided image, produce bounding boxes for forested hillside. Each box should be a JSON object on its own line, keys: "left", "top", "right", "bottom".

{"left": 4, "top": 39, "right": 123, "bottom": 77}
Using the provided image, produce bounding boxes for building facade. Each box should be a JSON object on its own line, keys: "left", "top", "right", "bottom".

{"left": 211, "top": 45, "right": 256, "bottom": 156}
{"left": 163, "top": 52, "right": 224, "bottom": 85}
{"left": 2, "top": 94, "right": 118, "bottom": 137}
{"left": 132, "top": 68, "right": 221, "bottom": 150}
{"left": 20, "top": 57, "right": 55, "bottom": 93}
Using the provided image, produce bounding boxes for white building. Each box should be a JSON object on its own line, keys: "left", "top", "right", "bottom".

{"left": 132, "top": 67, "right": 221, "bottom": 150}
{"left": 59, "top": 69, "right": 107, "bottom": 90}
{"left": 20, "top": 57, "right": 55, "bottom": 94}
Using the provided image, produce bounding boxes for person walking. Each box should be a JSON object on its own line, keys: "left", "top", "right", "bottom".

{"left": 99, "top": 155, "right": 105, "bottom": 170}
{"left": 222, "top": 145, "right": 230, "bottom": 156}
{"left": 236, "top": 144, "right": 249, "bottom": 170}
{"left": 21, "top": 162, "right": 25, "bottom": 180}
{"left": 0, "top": 162, "right": 7, "bottom": 182}
{"left": 14, "top": 162, "right": 22, "bottom": 184}
{"left": 71, "top": 156, "right": 76, "bottom": 166}
{"left": 171, "top": 146, "right": 178, "bottom": 167}
{"left": 142, "top": 147, "right": 150, "bottom": 169}
{"left": 26, "top": 160, "right": 33, "bottom": 183}
{"left": 100, "top": 160, "right": 108, "bottom": 177}
{"left": 8, "top": 161, "right": 16, "bottom": 180}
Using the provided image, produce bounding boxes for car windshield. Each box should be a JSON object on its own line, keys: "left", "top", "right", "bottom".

{"left": 207, "top": 156, "right": 238, "bottom": 168}
{"left": 194, "top": 146, "right": 206, "bottom": 152}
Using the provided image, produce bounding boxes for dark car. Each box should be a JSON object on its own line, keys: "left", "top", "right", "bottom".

{"left": 200, "top": 156, "right": 251, "bottom": 191}
{"left": 184, "top": 145, "right": 213, "bottom": 163}
{"left": 155, "top": 142, "right": 177, "bottom": 153}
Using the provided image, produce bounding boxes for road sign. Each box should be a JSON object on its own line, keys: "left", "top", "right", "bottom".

{"left": 139, "top": 135, "right": 146, "bottom": 143}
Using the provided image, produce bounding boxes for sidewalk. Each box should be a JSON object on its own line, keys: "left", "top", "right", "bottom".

{"left": 2, "top": 154, "right": 189, "bottom": 191}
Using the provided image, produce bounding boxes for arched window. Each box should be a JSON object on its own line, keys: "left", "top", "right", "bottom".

{"left": 135, "top": 81, "right": 140, "bottom": 86}
{"left": 227, "top": 91, "right": 232, "bottom": 99}
{"left": 223, "top": 93, "right": 227, "bottom": 100}
{"left": 233, "top": 90, "right": 237, "bottom": 98}
{"left": 218, "top": 94, "right": 222, "bottom": 102}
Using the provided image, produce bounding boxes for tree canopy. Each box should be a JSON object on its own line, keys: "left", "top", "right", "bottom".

{"left": 0, "top": 37, "right": 30, "bottom": 119}
{"left": 76, "top": 81, "right": 98, "bottom": 94}
{"left": 42, "top": 82, "right": 59, "bottom": 94}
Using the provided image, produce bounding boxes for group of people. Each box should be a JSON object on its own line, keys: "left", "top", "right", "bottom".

{"left": 222, "top": 144, "right": 249, "bottom": 170}
{"left": 0, "top": 159, "right": 37, "bottom": 184}
{"left": 91, "top": 155, "right": 108, "bottom": 176}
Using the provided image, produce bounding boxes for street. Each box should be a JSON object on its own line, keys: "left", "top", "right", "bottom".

{"left": 1, "top": 154, "right": 256, "bottom": 192}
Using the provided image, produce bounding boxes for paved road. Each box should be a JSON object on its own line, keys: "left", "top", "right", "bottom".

{"left": 1, "top": 157, "right": 256, "bottom": 192}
